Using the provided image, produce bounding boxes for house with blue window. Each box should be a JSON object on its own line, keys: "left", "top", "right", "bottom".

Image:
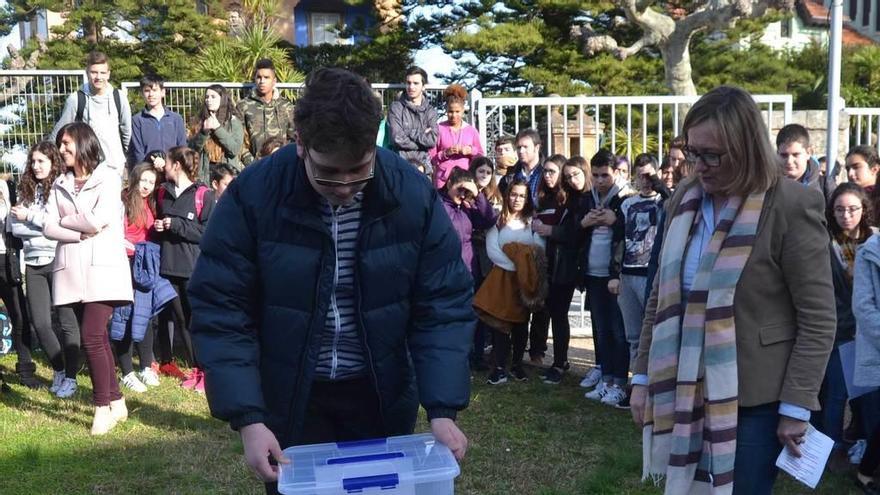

{"left": 291, "top": 0, "right": 373, "bottom": 46}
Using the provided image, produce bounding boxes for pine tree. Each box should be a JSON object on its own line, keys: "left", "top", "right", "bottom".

{"left": 2, "top": 0, "right": 224, "bottom": 82}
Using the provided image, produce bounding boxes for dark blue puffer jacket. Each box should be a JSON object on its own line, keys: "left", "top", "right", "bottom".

{"left": 188, "top": 145, "right": 475, "bottom": 447}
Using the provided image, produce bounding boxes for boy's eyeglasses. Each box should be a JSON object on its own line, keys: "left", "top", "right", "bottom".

{"left": 305, "top": 148, "right": 376, "bottom": 187}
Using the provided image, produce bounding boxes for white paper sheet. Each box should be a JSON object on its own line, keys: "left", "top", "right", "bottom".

{"left": 775, "top": 424, "right": 834, "bottom": 489}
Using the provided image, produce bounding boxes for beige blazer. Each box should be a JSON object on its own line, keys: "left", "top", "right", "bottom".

{"left": 635, "top": 176, "right": 836, "bottom": 410}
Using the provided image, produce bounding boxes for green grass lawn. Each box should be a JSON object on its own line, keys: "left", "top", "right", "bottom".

{"left": 0, "top": 352, "right": 863, "bottom": 494}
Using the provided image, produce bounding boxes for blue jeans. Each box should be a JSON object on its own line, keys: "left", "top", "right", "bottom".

{"left": 733, "top": 403, "right": 781, "bottom": 495}
{"left": 812, "top": 346, "right": 847, "bottom": 449}
{"left": 586, "top": 276, "right": 628, "bottom": 385}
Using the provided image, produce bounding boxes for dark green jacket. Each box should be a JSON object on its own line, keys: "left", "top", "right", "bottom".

{"left": 189, "top": 115, "right": 244, "bottom": 183}
{"left": 188, "top": 146, "right": 474, "bottom": 447}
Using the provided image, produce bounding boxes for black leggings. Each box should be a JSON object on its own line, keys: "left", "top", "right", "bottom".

{"left": 25, "top": 263, "right": 80, "bottom": 376}
{"left": 546, "top": 283, "right": 576, "bottom": 368}
{"left": 492, "top": 323, "right": 528, "bottom": 370}
{"left": 113, "top": 318, "right": 156, "bottom": 375}
{"left": 1, "top": 255, "right": 31, "bottom": 364}
{"left": 157, "top": 276, "right": 195, "bottom": 366}
{"left": 860, "top": 423, "right": 880, "bottom": 477}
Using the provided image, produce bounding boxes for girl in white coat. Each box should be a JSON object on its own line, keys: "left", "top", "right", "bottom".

{"left": 44, "top": 122, "right": 133, "bottom": 435}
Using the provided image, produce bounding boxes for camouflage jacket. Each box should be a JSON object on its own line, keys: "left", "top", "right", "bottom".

{"left": 236, "top": 92, "right": 296, "bottom": 165}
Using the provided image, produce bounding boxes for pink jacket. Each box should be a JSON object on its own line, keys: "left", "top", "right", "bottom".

{"left": 43, "top": 166, "right": 133, "bottom": 306}
{"left": 430, "top": 121, "right": 484, "bottom": 189}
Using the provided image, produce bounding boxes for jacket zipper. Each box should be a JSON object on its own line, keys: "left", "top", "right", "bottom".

{"left": 329, "top": 206, "right": 341, "bottom": 380}
{"left": 354, "top": 205, "right": 400, "bottom": 428}
{"left": 286, "top": 216, "right": 330, "bottom": 444}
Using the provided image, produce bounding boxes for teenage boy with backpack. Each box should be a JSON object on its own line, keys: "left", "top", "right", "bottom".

{"left": 50, "top": 51, "right": 132, "bottom": 175}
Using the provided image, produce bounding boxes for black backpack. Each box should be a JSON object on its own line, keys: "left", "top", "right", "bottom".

{"left": 75, "top": 88, "right": 125, "bottom": 147}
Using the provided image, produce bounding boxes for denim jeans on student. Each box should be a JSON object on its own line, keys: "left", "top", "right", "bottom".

{"left": 617, "top": 274, "right": 647, "bottom": 369}
{"left": 733, "top": 403, "right": 782, "bottom": 495}
{"left": 586, "top": 275, "right": 628, "bottom": 385}
{"left": 811, "top": 346, "right": 847, "bottom": 449}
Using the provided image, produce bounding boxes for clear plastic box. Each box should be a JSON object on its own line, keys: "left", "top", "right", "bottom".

{"left": 277, "top": 433, "right": 460, "bottom": 495}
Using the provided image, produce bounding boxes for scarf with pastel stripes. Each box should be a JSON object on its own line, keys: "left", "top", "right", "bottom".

{"left": 642, "top": 182, "right": 765, "bottom": 494}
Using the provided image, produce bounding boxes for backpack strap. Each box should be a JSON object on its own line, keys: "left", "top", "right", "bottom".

{"left": 195, "top": 185, "right": 208, "bottom": 220}
{"left": 76, "top": 89, "right": 124, "bottom": 145}
{"left": 75, "top": 90, "right": 86, "bottom": 122}
{"left": 113, "top": 88, "right": 126, "bottom": 151}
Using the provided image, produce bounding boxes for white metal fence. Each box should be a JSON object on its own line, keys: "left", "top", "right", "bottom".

{"left": 117, "top": 81, "right": 452, "bottom": 129}
{"left": 846, "top": 107, "right": 880, "bottom": 151}
{"left": 4, "top": 69, "right": 877, "bottom": 178}
{"left": 1, "top": 70, "right": 86, "bottom": 173}
{"left": 473, "top": 94, "right": 794, "bottom": 163}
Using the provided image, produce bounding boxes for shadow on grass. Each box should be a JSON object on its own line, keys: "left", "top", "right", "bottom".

{"left": 0, "top": 385, "right": 219, "bottom": 433}
{"left": 1, "top": 433, "right": 258, "bottom": 495}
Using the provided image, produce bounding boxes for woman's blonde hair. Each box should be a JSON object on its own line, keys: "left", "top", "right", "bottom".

{"left": 682, "top": 85, "right": 779, "bottom": 197}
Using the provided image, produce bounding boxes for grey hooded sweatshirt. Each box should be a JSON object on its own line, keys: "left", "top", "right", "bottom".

{"left": 387, "top": 94, "right": 438, "bottom": 174}
{"left": 50, "top": 82, "right": 132, "bottom": 175}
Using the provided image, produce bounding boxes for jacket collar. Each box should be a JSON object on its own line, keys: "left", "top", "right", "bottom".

{"left": 398, "top": 93, "right": 431, "bottom": 113}
{"left": 139, "top": 107, "right": 175, "bottom": 120}
{"left": 282, "top": 146, "right": 401, "bottom": 230}
{"left": 160, "top": 180, "right": 201, "bottom": 199}
{"left": 246, "top": 88, "right": 283, "bottom": 106}
{"left": 55, "top": 165, "right": 109, "bottom": 196}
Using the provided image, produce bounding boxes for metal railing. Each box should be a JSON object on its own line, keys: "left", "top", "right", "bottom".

{"left": 118, "top": 81, "right": 451, "bottom": 128}
{"left": 845, "top": 107, "right": 880, "bottom": 151}
{"left": 0, "top": 72, "right": 451, "bottom": 175}
{"left": 0, "top": 70, "right": 86, "bottom": 175}
{"left": 474, "top": 94, "right": 794, "bottom": 163}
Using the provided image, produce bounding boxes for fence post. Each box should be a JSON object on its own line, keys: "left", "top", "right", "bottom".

{"left": 474, "top": 88, "right": 487, "bottom": 154}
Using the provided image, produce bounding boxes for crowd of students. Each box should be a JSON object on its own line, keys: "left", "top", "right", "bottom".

{"left": 0, "top": 51, "right": 292, "bottom": 435}
{"left": 387, "top": 65, "right": 880, "bottom": 491}
{"left": 6, "top": 54, "right": 880, "bottom": 492}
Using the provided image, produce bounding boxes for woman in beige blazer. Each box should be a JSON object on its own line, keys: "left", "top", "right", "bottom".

{"left": 44, "top": 122, "right": 133, "bottom": 436}
{"left": 630, "top": 86, "right": 835, "bottom": 494}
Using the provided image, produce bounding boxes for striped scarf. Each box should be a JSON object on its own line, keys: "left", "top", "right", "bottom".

{"left": 642, "top": 182, "right": 765, "bottom": 494}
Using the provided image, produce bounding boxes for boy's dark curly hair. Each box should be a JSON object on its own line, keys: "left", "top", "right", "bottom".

{"left": 294, "top": 68, "right": 382, "bottom": 161}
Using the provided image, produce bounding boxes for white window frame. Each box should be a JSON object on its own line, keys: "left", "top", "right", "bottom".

{"left": 309, "top": 12, "right": 346, "bottom": 46}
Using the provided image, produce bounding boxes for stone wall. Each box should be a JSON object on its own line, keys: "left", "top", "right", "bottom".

{"left": 764, "top": 109, "right": 852, "bottom": 163}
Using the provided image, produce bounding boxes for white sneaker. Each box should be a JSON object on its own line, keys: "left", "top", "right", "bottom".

{"left": 49, "top": 371, "right": 66, "bottom": 394}
{"left": 139, "top": 367, "right": 160, "bottom": 387}
{"left": 110, "top": 397, "right": 128, "bottom": 423}
{"left": 579, "top": 367, "right": 602, "bottom": 388}
{"left": 121, "top": 372, "right": 148, "bottom": 393}
{"left": 849, "top": 439, "right": 867, "bottom": 464}
{"left": 55, "top": 377, "right": 77, "bottom": 398}
{"left": 90, "top": 405, "right": 118, "bottom": 436}
{"left": 601, "top": 384, "right": 627, "bottom": 406}
{"left": 585, "top": 381, "right": 608, "bottom": 400}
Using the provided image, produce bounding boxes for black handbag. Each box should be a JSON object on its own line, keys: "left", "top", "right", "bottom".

{"left": 4, "top": 179, "right": 22, "bottom": 285}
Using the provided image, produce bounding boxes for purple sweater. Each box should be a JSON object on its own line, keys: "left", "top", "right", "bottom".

{"left": 440, "top": 190, "right": 497, "bottom": 273}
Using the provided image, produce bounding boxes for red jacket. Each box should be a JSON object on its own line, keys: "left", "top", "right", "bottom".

{"left": 124, "top": 197, "right": 155, "bottom": 256}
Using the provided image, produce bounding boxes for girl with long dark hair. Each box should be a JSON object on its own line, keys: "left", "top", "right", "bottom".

{"left": 473, "top": 179, "right": 546, "bottom": 385}
{"left": 44, "top": 122, "right": 133, "bottom": 435}
{"left": 189, "top": 84, "right": 244, "bottom": 183}
{"left": 9, "top": 141, "right": 80, "bottom": 395}
{"left": 112, "top": 162, "right": 163, "bottom": 392}
{"left": 154, "top": 146, "right": 215, "bottom": 392}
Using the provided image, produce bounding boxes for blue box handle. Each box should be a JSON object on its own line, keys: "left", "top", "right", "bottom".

{"left": 328, "top": 452, "right": 405, "bottom": 465}
{"left": 343, "top": 473, "right": 399, "bottom": 493}
{"left": 337, "top": 438, "right": 387, "bottom": 449}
